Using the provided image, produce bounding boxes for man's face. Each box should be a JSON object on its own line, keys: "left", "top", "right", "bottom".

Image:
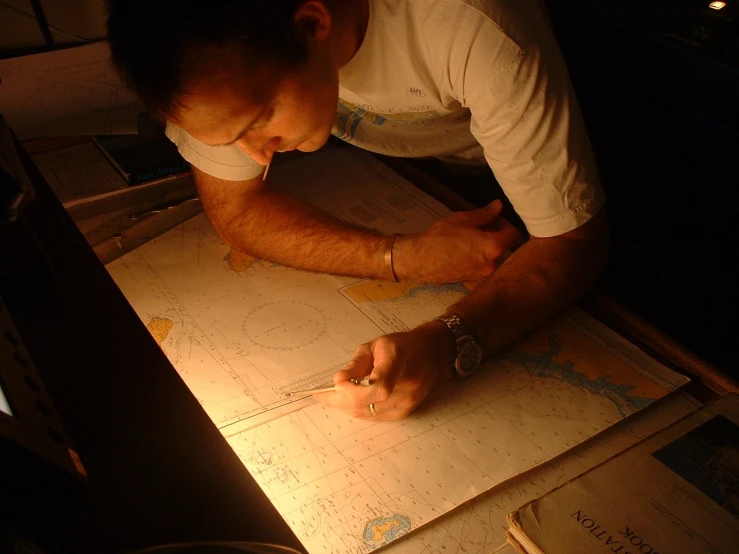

{"left": 171, "top": 43, "right": 338, "bottom": 166}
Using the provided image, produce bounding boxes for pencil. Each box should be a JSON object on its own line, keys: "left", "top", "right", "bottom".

{"left": 286, "top": 377, "right": 372, "bottom": 397}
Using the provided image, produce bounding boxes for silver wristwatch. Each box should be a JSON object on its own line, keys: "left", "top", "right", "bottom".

{"left": 434, "top": 314, "right": 482, "bottom": 378}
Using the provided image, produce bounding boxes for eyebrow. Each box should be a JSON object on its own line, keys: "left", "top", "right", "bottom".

{"left": 211, "top": 105, "right": 269, "bottom": 147}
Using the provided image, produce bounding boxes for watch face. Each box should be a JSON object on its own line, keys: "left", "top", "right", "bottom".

{"left": 455, "top": 340, "right": 482, "bottom": 378}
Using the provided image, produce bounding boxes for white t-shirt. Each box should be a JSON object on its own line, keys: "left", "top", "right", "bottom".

{"left": 166, "top": 0, "right": 605, "bottom": 237}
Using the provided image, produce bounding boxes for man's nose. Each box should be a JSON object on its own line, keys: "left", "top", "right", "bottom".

{"left": 235, "top": 135, "right": 281, "bottom": 166}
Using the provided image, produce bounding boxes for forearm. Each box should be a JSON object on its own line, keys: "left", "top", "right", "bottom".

{"left": 226, "top": 187, "right": 389, "bottom": 277}
{"left": 324, "top": 211, "right": 608, "bottom": 420}
{"left": 447, "top": 210, "right": 609, "bottom": 357}
{"left": 195, "top": 168, "right": 389, "bottom": 279}
{"left": 194, "top": 167, "right": 521, "bottom": 284}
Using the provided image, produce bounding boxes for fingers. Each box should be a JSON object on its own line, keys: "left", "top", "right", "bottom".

{"left": 316, "top": 373, "right": 435, "bottom": 421}
{"left": 333, "top": 344, "right": 374, "bottom": 384}
{"left": 463, "top": 279, "right": 483, "bottom": 292}
{"left": 443, "top": 199, "right": 503, "bottom": 228}
{"left": 332, "top": 340, "right": 397, "bottom": 404}
{"left": 314, "top": 392, "right": 406, "bottom": 421}
{"left": 314, "top": 329, "right": 448, "bottom": 421}
{"left": 317, "top": 337, "right": 408, "bottom": 420}
{"left": 478, "top": 216, "right": 524, "bottom": 261}
{"left": 362, "top": 339, "right": 399, "bottom": 402}
{"left": 490, "top": 219, "right": 525, "bottom": 254}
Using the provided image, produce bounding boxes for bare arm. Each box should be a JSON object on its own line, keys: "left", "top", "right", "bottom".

{"left": 449, "top": 208, "right": 609, "bottom": 357}
{"left": 321, "top": 209, "right": 609, "bottom": 419}
{"left": 194, "top": 165, "right": 387, "bottom": 279}
{"left": 193, "top": 165, "right": 520, "bottom": 282}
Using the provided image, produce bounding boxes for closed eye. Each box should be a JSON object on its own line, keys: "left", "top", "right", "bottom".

{"left": 250, "top": 108, "right": 275, "bottom": 131}
{"left": 212, "top": 105, "right": 275, "bottom": 146}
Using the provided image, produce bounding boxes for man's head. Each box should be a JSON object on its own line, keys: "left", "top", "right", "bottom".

{"left": 107, "top": 0, "right": 352, "bottom": 164}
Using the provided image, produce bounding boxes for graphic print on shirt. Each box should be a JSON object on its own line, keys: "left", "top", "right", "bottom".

{"left": 334, "top": 99, "right": 439, "bottom": 143}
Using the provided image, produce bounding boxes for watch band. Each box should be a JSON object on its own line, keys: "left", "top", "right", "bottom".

{"left": 436, "top": 314, "right": 466, "bottom": 342}
{"left": 434, "top": 314, "right": 482, "bottom": 378}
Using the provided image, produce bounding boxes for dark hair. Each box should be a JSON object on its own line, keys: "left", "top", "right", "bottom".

{"left": 107, "top": 0, "right": 308, "bottom": 117}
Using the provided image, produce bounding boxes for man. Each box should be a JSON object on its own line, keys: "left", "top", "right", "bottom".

{"left": 107, "top": 0, "right": 608, "bottom": 420}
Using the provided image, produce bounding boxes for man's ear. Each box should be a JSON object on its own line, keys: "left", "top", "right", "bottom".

{"left": 293, "top": 0, "right": 332, "bottom": 44}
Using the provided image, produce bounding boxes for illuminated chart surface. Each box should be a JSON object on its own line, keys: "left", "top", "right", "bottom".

{"left": 108, "top": 150, "right": 689, "bottom": 553}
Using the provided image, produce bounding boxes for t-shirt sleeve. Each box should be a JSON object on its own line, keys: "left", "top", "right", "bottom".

{"left": 451, "top": 4, "right": 605, "bottom": 237}
{"left": 165, "top": 121, "right": 265, "bottom": 181}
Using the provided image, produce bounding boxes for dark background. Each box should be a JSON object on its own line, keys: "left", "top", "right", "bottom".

{"left": 547, "top": 0, "right": 738, "bottom": 377}
{"left": 457, "top": 0, "right": 738, "bottom": 377}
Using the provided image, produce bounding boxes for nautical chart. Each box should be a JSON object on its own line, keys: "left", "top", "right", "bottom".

{"left": 107, "top": 148, "right": 690, "bottom": 553}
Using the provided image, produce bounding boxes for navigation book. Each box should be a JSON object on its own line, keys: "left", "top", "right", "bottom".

{"left": 91, "top": 133, "right": 189, "bottom": 185}
{"left": 506, "top": 393, "right": 739, "bottom": 554}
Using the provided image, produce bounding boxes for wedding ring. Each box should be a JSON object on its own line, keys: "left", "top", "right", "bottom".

{"left": 369, "top": 403, "right": 377, "bottom": 417}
